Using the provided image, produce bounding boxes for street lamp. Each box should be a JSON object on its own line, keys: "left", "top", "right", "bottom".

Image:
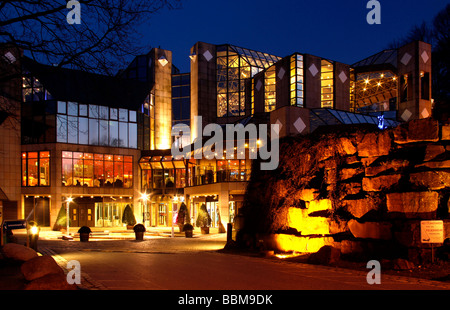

{"left": 66, "top": 197, "right": 73, "bottom": 238}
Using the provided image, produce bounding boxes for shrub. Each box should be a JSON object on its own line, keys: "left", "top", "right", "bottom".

{"left": 122, "top": 205, "right": 136, "bottom": 226}
{"left": 196, "top": 203, "right": 211, "bottom": 227}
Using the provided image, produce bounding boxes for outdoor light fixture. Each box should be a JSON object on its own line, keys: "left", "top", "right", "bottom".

{"left": 65, "top": 197, "right": 73, "bottom": 239}
{"left": 158, "top": 55, "right": 168, "bottom": 67}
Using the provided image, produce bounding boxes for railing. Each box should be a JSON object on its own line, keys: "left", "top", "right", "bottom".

{"left": 190, "top": 169, "right": 251, "bottom": 187}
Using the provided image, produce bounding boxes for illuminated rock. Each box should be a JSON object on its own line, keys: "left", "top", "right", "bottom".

{"left": 423, "top": 144, "right": 445, "bottom": 161}
{"left": 339, "top": 168, "right": 363, "bottom": 181}
{"left": 358, "top": 131, "right": 391, "bottom": 157}
{"left": 394, "top": 118, "right": 439, "bottom": 144}
{"left": 386, "top": 191, "right": 439, "bottom": 216}
{"left": 362, "top": 174, "right": 401, "bottom": 191}
{"left": 409, "top": 171, "right": 450, "bottom": 190}
{"left": 364, "top": 159, "right": 409, "bottom": 177}
{"left": 348, "top": 219, "right": 392, "bottom": 240}
{"left": 269, "top": 234, "right": 334, "bottom": 253}
{"left": 343, "top": 198, "right": 378, "bottom": 219}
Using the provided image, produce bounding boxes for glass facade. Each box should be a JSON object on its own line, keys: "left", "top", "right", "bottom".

{"left": 62, "top": 151, "right": 133, "bottom": 188}
{"left": 290, "top": 54, "right": 304, "bottom": 107}
{"left": 321, "top": 59, "right": 334, "bottom": 108}
{"left": 56, "top": 102, "right": 138, "bottom": 149}
{"left": 139, "top": 156, "right": 186, "bottom": 192}
{"left": 216, "top": 45, "right": 281, "bottom": 118}
{"left": 22, "top": 151, "right": 50, "bottom": 187}
{"left": 351, "top": 71, "right": 398, "bottom": 113}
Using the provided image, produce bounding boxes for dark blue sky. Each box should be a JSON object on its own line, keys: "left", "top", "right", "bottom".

{"left": 141, "top": 0, "right": 448, "bottom": 73}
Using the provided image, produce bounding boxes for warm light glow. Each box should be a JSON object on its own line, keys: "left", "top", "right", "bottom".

{"left": 66, "top": 197, "right": 73, "bottom": 203}
{"left": 30, "top": 226, "right": 39, "bottom": 235}
{"left": 140, "top": 193, "right": 149, "bottom": 201}
{"left": 275, "top": 252, "right": 302, "bottom": 259}
{"left": 273, "top": 234, "right": 333, "bottom": 253}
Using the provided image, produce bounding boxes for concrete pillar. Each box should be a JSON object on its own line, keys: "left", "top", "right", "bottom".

{"left": 218, "top": 189, "right": 229, "bottom": 231}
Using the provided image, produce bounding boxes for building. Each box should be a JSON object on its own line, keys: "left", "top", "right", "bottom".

{"left": 0, "top": 40, "right": 432, "bottom": 231}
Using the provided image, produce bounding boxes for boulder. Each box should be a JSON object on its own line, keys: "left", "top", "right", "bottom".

{"left": 424, "top": 144, "right": 445, "bottom": 161}
{"left": 307, "top": 245, "right": 341, "bottom": 265}
{"left": 386, "top": 191, "right": 439, "bottom": 217}
{"left": 409, "top": 171, "right": 450, "bottom": 190}
{"left": 442, "top": 124, "right": 450, "bottom": 140}
{"left": 21, "top": 255, "right": 64, "bottom": 281}
{"left": 1, "top": 243, "right": 38, "bottom": 262}
{"left": 394, "top": 118, "right": 439, "bottom": 144}
{"left": 365, "top": 159, "right": 409, "bottom": 177}
{"left": 343, "top": 198, "right": 378, "bottom": 219}
{"left": 362, "top": 174, "right": 401, "bottom": 191}
{"left": 24, "top": 273, "right": 77, "bottom": 290}
{"left": 348, "top": 219, "right": 392, "bottom": 240}
{"left": 358, "top": 131, "right": 391, "bottom": 157}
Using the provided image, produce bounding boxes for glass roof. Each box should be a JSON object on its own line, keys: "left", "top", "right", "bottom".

{"left": 352, "top": 49, "right": 397, "bottom": 69}
{"left": 227, "top": 44, "right": 282, "bottom": 69}
{"left": 309, "top": 109, "right": 399, "bottom": 132}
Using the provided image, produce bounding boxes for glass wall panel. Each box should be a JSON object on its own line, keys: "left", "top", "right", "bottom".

{"left": 79, "top": 117, "right": 89, "bottom": 145}
{"left": 109, "top": 121, "right": 119, "bottom": 147}
{"left": 89, "top": 118, "right": 99, "bottom": 145}
{"left": 99, "top": 120, "right": 109, "bottom": 146}
{"left": 119, "top": 122, "right": 128, "bottom": 148}
{"left": 56, "top": 115, "right": 67, "bottom": 143}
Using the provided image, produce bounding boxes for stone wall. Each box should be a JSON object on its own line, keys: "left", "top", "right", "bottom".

{"left": 240, "top": 118, "right": 450, "bottom": 264}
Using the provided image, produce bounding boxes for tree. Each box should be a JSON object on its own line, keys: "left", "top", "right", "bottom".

{"left": 0, "top": 0, "right": 180, "bottom": 75}
{"left": 122, "top": 204, "right": 136, "bottom": 227}
{"left": 388, "top": 4, "right": 450, "bottom": 121}
{"left": 176, "top": 202, "right": 189, "bottom": 225}
{"left": 196, "top": 203, "right": 211, "bottom": 228}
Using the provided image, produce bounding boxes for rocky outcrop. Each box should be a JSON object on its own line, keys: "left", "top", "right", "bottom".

{"left": 241, "top": 118, "right": 450, "bottom": 264}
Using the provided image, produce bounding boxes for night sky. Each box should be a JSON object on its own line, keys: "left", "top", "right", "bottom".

{"left": 139, "top": 0, "right": 448, "bottom": 73}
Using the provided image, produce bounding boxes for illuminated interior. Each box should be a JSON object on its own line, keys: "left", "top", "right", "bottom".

{"left": 22, "top": 151, "right": 50, "bottom": 187}
{"left": 321, "top": 59, "right": 334, "bottom": 108}
{"left": 351, "top": 70, "right": 398, "bottom": 112}
{"left": 290, "top": 54, "right": 304, "bottom": 108}
{"left": 61, "top": 151, "right": 133, "bottom": 188}
{"left": 216, "top": 44, "right": 281, "bottom": 118}
{"left": 264, "top": 66, "right": 276, "bottom": 112}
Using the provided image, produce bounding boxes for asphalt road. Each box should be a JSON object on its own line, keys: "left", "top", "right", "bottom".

{"left": 37, "top": 235, "right": 450, "bottom": 291}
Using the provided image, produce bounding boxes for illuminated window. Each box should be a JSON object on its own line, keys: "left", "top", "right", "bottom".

{"left": 22, "top": 151, "right": 50, "bottom": 187}
{"left": 321, "top": 60, "right": 334, "bottom": 108}
{"left": 62, "top": 151, "right": 133, "bottom": 188}
{"left": 290, "top": 54, "right": 304, "bottom": 107}
{"left": 264, "top": 66, "right": 276, "bottom": 112}
{"left": 216, "top": 45, "right": 281, "bottom": 118}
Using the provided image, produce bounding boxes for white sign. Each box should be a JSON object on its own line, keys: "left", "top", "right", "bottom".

{"left": 421, "top": 220, "right": 444, "bottom": 244}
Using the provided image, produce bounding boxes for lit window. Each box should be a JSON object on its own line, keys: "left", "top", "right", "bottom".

{"left": 22, "top": 151, "right": 50, "bottom": 187}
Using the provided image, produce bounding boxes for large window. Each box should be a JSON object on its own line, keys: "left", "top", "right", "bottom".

{"left": 216, "top": 45, "right": 281, "bottom": 118}
{"left": 264, "top": 66, "right": 276, "bottom": 112}
{"left": 62, "top": 151, "right": 133, "bottom": 188}
{"left": 290, "top": 54, "right": 304, "bottom": 107}
{"left": 321, "top": 60, "right": 334, "bottom": 108}
{"left": 22, "top": 151, "right": 50, "bottom": 187}
{"left": 56, "top": 102, "right": 138, "bottom": 149}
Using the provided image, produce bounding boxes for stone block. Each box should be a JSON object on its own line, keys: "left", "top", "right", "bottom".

{"left": 339, "top": 240, "right": 364, "bottom": 255}
{"left": 343, "top": 198, "right": 378, "bottom": 219}
{"left": 362, "top": 174, "right": 401, "bottom": 191}
{"left": 338, "top": 182, "right": 361, "bottom": 196}
{"left": 424, "top": 144, "right": 445, "bottom": 161}
{"left": 365, "top": 159, "right": 409, "bottom": 177}
{"left": 394, "top": 118, "right": 439, "bottom": 144}
{"left": 441, "top": 124, "right": 450, "bottom": 140}
{"left": 339, "top": 168, "right": 363, "bottom": 181}
{"left": 416, "top": 160, "right": 450, "bottom": 169}
{"left": 409, "top": 171, "right": 450, "bottom": 190}
{"left": 337, "top": 137, "right": 357, "bottom": 155}
{"left": 358, "top": 131, "right": 391, "bottom": 157}
{"left": 348, "top": 219, "right": 392, "bottom": 240}
{"left": 1, "top": 243, "right": 38, "bottom": 262}
{"left": 386, "top": 191, "right": 439, "bottom": 217}
{"left": 21, "top": 255, "right": 64, "bottom": 281}
{"left": 307, "top": 245, "right": 341, "bottom": 265}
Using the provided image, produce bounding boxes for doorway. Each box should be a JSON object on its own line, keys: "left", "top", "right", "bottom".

{"left": 71, "top": 203, "right": 95, "bottom": 227}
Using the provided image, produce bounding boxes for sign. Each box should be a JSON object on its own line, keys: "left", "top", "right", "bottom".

{"left": 3, "top": 220, "right": 27, "bottom": 230}
{"left": 421, "top": 220, "right": 444, "bottom": 244}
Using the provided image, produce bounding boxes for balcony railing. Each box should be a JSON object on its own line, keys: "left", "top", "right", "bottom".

{"left": 190, "top": 169, "right": 251, "bottom": 187}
